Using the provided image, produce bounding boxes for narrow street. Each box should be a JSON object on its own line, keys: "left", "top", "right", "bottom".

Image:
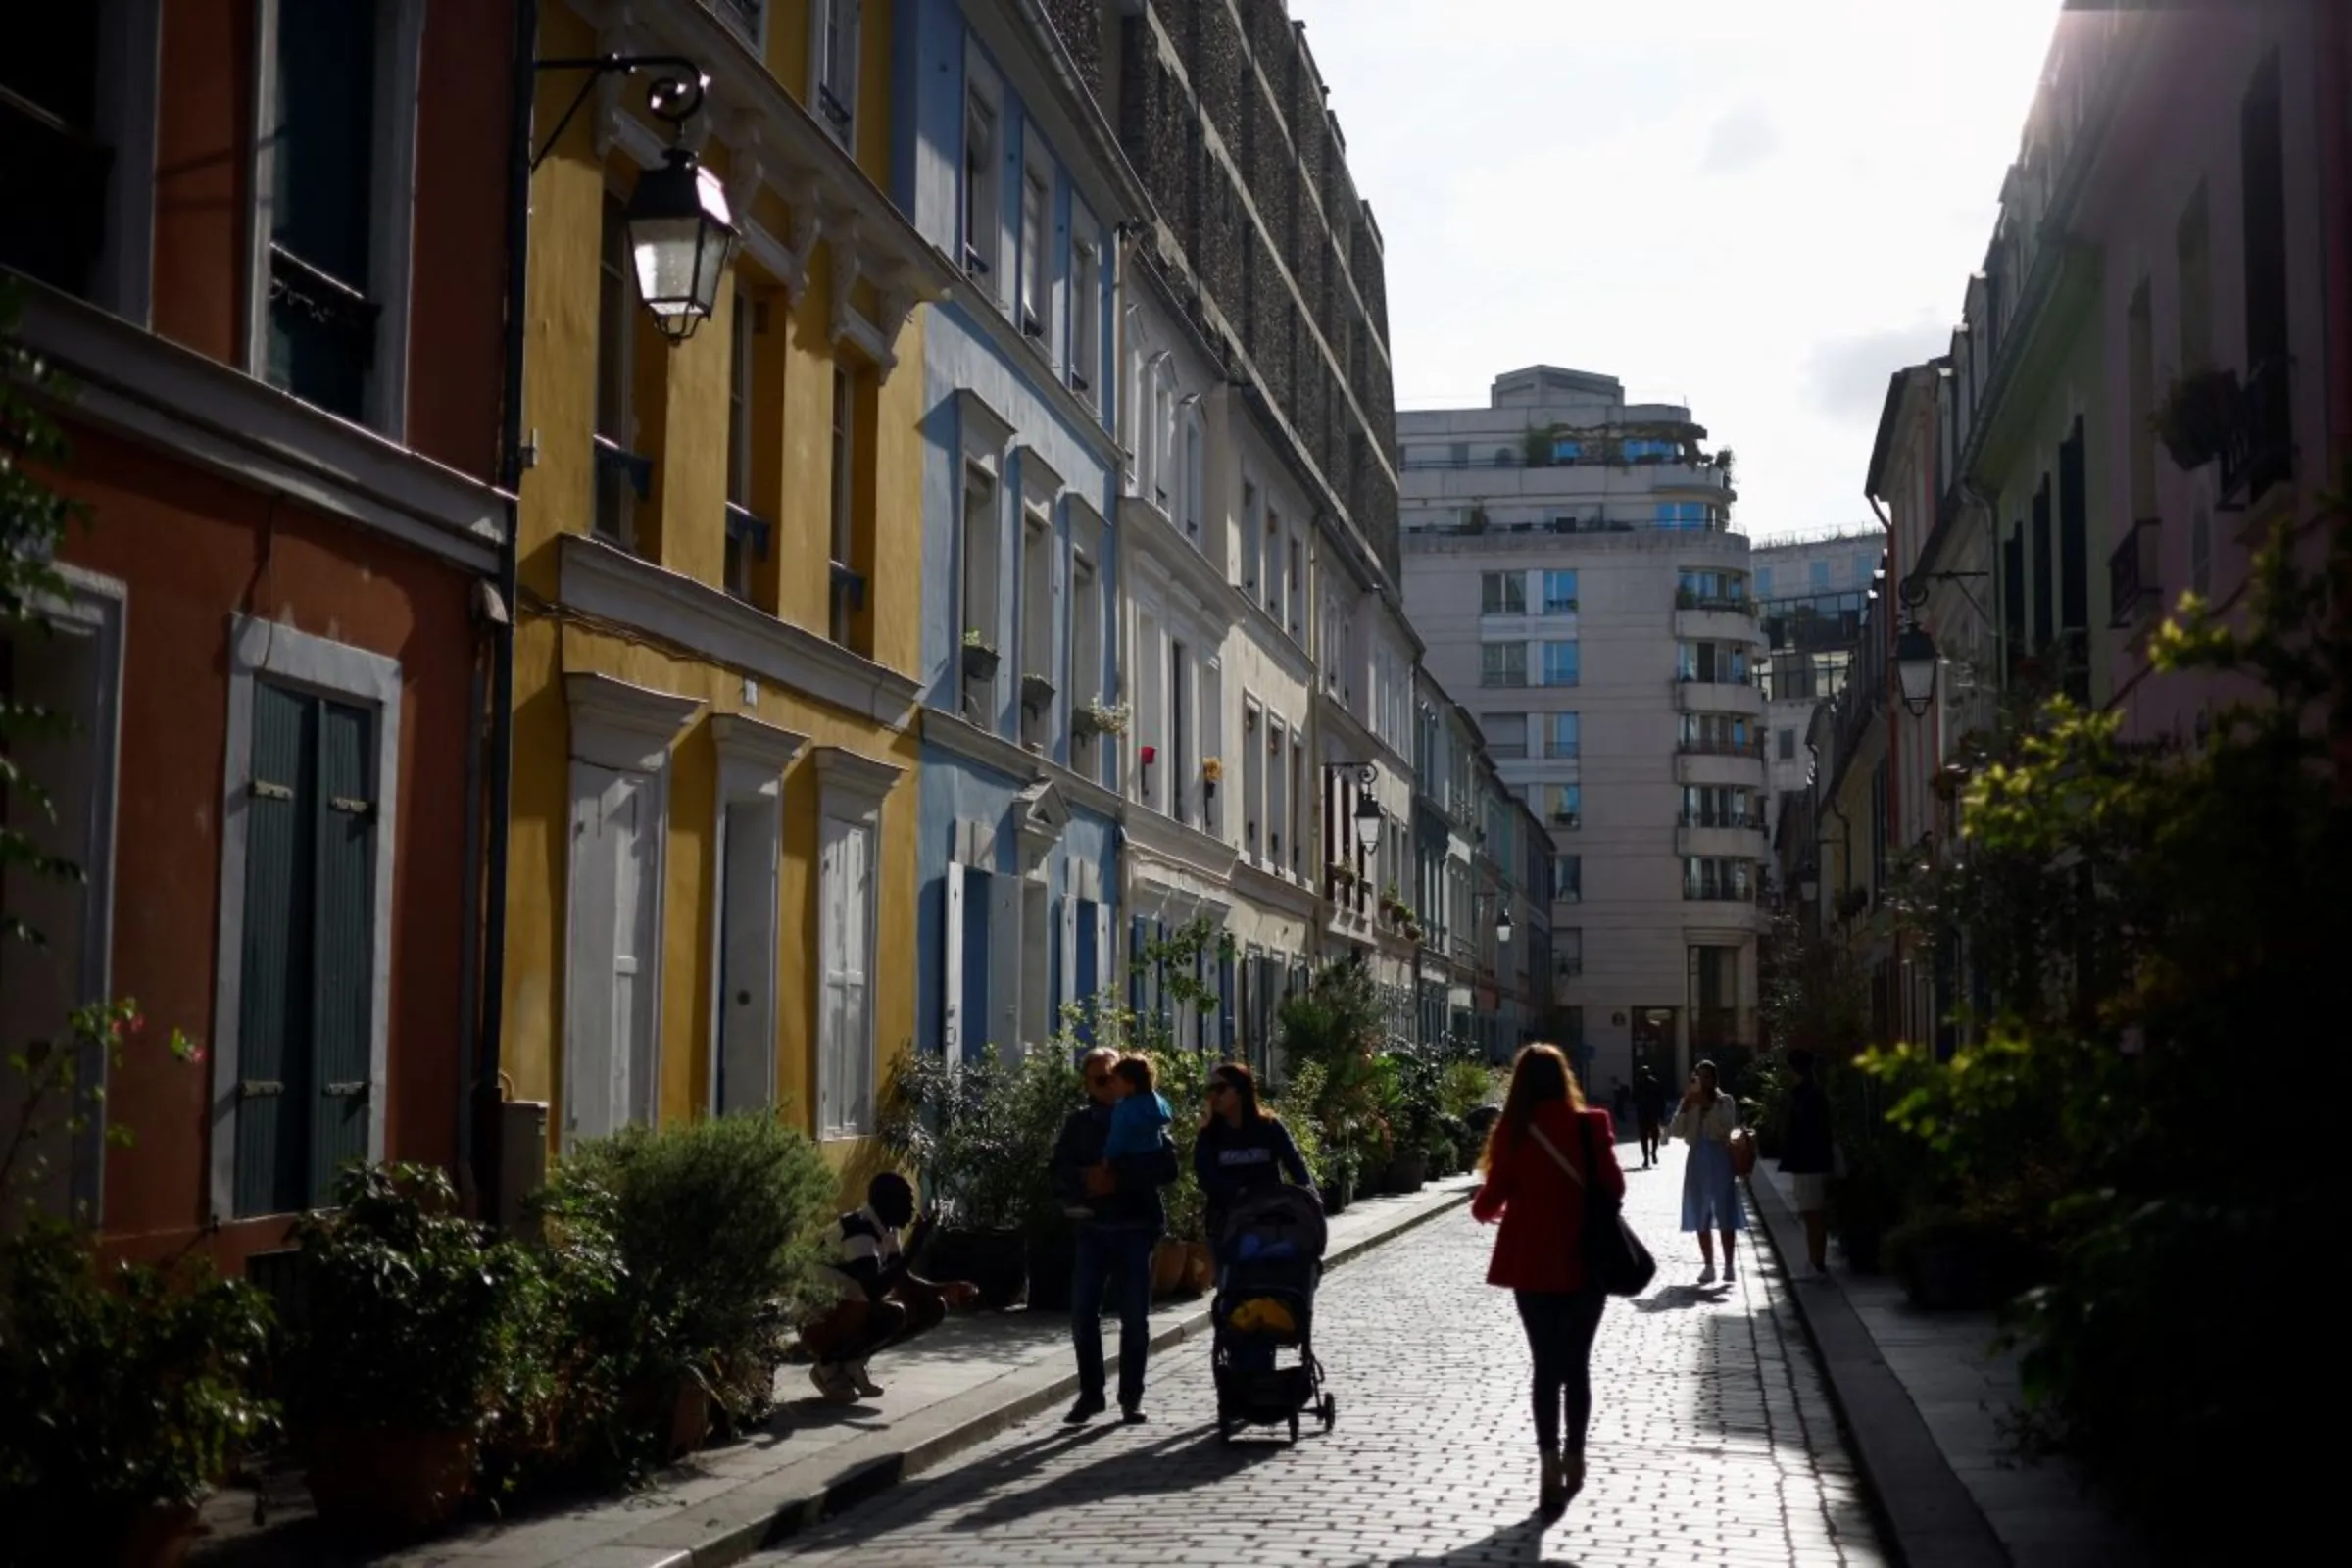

{"left": 760, "top": 1138, "right": 1885, "bottom": 1568}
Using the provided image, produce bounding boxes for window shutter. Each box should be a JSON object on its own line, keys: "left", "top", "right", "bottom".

{"left": 308, "top": 695, "right": 376, "bottom": 1204}
{"left": 961, "top": 866, "right": 994, "bottom": 1060}
{"left": 234, "top": 684, "right": 317, "bottom": 1217}
{"left": 1218, "top": 945, "right": 1235, "bottom": 1054}
{"left": 1128, "top": 914, "right": 1144, "bottom": 1016}
{"left": 843, "top": 821, "right": 874, "bottom": 1130}
{"left": 1073, "top": 896, "right": 1099, "bottom": 1046}
{"left": 941, "top": 862, "right": 966, "bottom": 1058}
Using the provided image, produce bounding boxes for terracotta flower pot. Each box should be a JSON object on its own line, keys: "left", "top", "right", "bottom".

{"left": 307, "top": 1424, "right": 475, "bottom": 1538}
{"left": 1150, "top": 1239, "right": 1190, "bottom": 1297}
{"left": 1184, "top": 1242, "right": 1215, "bottom": 1295}
{"left": 626, "top": 1375, "right": 712, "bottom": 1463}
{"left": 107, "top": 1501, "right": 200, "bottom": 1568}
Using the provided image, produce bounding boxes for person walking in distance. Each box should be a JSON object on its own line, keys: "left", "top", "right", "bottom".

{"left": 1630, "top": 1067, "right": 1669, "bottom": 1169}
{"left": 1050, "top": 1048, "right": 1178, "bottom": 1424}
{"left": 1669, "top": 1059, "right": 1745, "bottom": 1284}
{"left": 1778, "top": 1049, "right": 1836, "bottom": 1277}
{"left": 1471, "top": 1043, "right": 1627, "bottom": 1520}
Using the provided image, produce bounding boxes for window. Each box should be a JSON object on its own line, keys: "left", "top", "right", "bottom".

{"left": 1653, "top": 502, "right": 1712, "bottom": 530}
{"left": 1548, "top": 711, "right": 1580, "bottom": 758}
{"left": 1069, "top": 230, "right": 1100, "bottom": 398}
{"left": 2176, "top": 180, "right": 2212, "bottom": 371}
{"left": 813, "top": 0, "right": 860, "bottom": 146}
{"left": 593, "top": 193, "right": 642, "bottom": 547}
{"left": 1483, "top": 712, "right": 1527, "bottom": 759}
{"left": 1542, "top": 641, "right": 1579, "bottom": 687}
{"left": 261, "top": 0, "right": 389, "bottom": 422}
{"left": 1682, "top": 858, "right": 1753, "bottom": 901}
{"left": 960, "top": 465, "right": 1000, "bottom": 713}
{"left": 828, "top": 367, "right": 858, "bottom": 644}
{"left": 1552, "top": 855, "right": 1582, "bottom": 903}
{"left": 1241, "top": 479, "right": 1262, "bottom": 594}
{"left": 710, "top": 719, "right": 796, "bottom": 1116}
{"left": 815, "top": 750, "right": 898, "bottom": 1138}
{"left": 1019, "top": 160, "right": 1049, "bottom": 341}
{"left": 1624, "top": 438, "right": 1674, "bottom": 462}
{"left": 1676, "top": 641, "right": 1747, "bottom": 683}
{"left": 1854, "top": 553, "right": 1877, "bottom": 586}
{"left": 1182, "top": 416, "right": 1204, "bottom": 538}
{"left": 216, "top": 620, "right": 400, "bottom": 1216}
{"left": 1549, "top": 784, "right": 1581, "bottom": 828}
{"left": 1682, "top": 786, "right": 1749, "bottom": 827}
{"left": 1809, "top": 560, "right": 1832, "bottom": 590}
{"left": 1543, "top": 570, "right": 1578, "bottom": 614}
{"left": 1678, "top": 569, "right": 1746, "bottom": 607}
{"left": 2127, "top": 279, "right": 2156, "bottom": 518}
{"left": 1481, "top": 571, "right": 1526, "bottom": 614}
{"left": 1552, "top": 438, "right": 1582, "bottom": 463}
{"left": 1777, "top": 728, "right": 1796, "bottom": 760}
{"left": 1267, "top": 717, "right": 1290, "bottom": 868}
{"left": 1020, "top": 504, "right": 1053, "bottom": 745}
{"left": 1756, "top": 565, "right": 1774, "bottom": 597}
{"left": 1480, "top": 642, "right": 1527, "bottom": 688}
{"left": 1243, "top": 702, "right": 1266, "bottom": 858}
{"left": 723, "top": 290, "right": 762, "bottom": 602}
{"left": 1287, "top": 535, "right": 1303, "bottom": 637}
{"left": 1169, "top": 638, "right": 1190, "bottom": 825}
{"left": 960, "top": 84, "right": 1000, "bottom": 284}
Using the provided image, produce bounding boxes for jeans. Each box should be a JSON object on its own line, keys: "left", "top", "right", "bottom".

{"left": 1513, "top": 1288, "right": 1607, "bottom": 1454}
{"left": 1071, "top": 1224, "right": 1155, "bottom": 1408}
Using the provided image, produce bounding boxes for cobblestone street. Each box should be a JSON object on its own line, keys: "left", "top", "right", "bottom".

{"left": 760, "top": 1137, "right": 1886, "bottom": 1567}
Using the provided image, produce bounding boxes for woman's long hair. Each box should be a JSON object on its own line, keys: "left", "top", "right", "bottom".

{"left": 1204, "top": 1060, "right": 1268, "bottom": 1127}
{"left": 1480, "top": 1043, "right": 1586, "bottom": 1172}
{"left": 1694, "top": 1058, "right": 1720, "bottom": 1108}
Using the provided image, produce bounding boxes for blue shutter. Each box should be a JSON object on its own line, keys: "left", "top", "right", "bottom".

{"left": 309, "top": 697, "right": 376, "bottom": 1204}
{"left": 1073, "top": 898, "right": 1099, "bottom": 1046}
{"left": 234, "top": 684, "right": 317, "bottom": 1217}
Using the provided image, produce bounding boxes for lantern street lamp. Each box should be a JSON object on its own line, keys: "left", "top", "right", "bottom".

{"left": 1352, "top": 789, "right": 1383, "bottom": 852}
{"left": 532, "top": 54, "right": 739, "bottom": 342}
{"left": 1894, "top": 620, "right": 1939, "bottom": 717}
{"left": 1495, "top": 906, "right": 1514, "bottom": 945}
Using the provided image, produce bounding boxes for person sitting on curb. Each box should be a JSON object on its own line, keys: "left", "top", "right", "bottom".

{"left": 800, "top": 1172, "right": 977, "bottom": 1403}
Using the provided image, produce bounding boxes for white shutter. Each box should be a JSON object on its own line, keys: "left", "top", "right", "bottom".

{"left": 818, "top": 816, "right": 850, "bottom": 1137}
{"left": 989, "top": 869, "right": 1022, "bottom": 1061}
{"left": 1093, "top": 901, "right": 1111, "bottom": 1011}
{"left": 843, "top": 820, "right": 874, "bottom": 1132}
{"left": 567, "top": 763, "right": 649, "bottom": 1143}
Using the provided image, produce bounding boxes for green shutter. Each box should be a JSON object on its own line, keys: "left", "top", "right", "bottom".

{"left": 309, "top": 697, "right": 376, "bottom": 1204}
{"left": 234, "top": 684, "right": 318, "bottom": 1216}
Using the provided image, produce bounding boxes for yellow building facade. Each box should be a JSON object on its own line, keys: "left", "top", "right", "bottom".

{"left": 504, "top": 0, "right": 950, "bottom": 1180}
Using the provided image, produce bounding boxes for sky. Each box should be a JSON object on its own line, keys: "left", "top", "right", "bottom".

{"left": 1284, "top": 0, "right": 2067, "bottom": 541}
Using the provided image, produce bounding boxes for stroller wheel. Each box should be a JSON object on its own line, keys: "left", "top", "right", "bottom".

{"left": 1320, "top": 1394, "right": 1337, "bottom": 1432}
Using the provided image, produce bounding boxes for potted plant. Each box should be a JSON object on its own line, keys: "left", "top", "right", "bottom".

{"left": 0, "top": 1224, "right": 275, "bottom": 1568}
{"left": 1828, "top": 1169, "right": 1901, "bottom": 1275}
{"left": 961, "top": 627, "right": 1001, "bottom": 683}
{"left": 1884, "top": 1205, "right": 1988, "bottom": 1310}
{"left": 1463, "top": 503, "right": 1491, "bottom": 532}
{"left": 1020, "top": 671, "right": 1055, "bottom": 713}
{"left": 880, "top": 1048, "right": 1070, "bottom": 1311}
{"left": 292, "top": 1163, "right": 536, "bottom": 1538}
{"left": 2150, "top": 367, "right": 2240, "bottom": 470}
{"left": 1075, "top": 697, "right": 1129, "bottom": 738}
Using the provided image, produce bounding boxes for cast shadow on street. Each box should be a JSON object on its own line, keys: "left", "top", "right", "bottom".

{"left": 949, "top": 1422, "right": 1288, "bottom": 1532}
{"left": 1382, "top": 1510, "right": 1583, "bottom": 1567}
{"left": 1631, "top": 1283, "right": 1731, "bottom": 1312}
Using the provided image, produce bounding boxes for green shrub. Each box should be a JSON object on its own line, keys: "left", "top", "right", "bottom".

{"left": 879, "top": 1045, "right": 1078, "bottom": 1232}
{"left": 291, "top": 1163, "right": 537, "bottom": 1438}
{"left": 0, "top": 1223, "right": 274, "bottom": 1547}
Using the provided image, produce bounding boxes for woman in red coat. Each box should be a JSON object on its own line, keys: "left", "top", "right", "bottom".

{"left": 1472, "top": 1043, "right": 1627, "bottom": 1519}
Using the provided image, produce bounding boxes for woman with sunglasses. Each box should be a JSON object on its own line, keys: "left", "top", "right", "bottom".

{"left": 1194, "top": 1062, "right": 1313, "bottom": 1372}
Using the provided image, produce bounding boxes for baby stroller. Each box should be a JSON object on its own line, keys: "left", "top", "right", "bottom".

{"left": 1210, "top": 1183, "right": 1336, "bottom": 1444}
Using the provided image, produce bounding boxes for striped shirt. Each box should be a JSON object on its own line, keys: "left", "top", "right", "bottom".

{"left": 819, "top": 1205, "right": 903, "bottom": 1303}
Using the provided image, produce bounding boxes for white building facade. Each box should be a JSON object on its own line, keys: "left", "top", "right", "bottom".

{"left": 1398, "top": 366, "right": 1765, "bottom": 1090}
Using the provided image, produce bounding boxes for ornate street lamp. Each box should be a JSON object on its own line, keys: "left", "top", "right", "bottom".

{"left": 1352, "top": 789, "right": 1383, "bottom": 852}
{"left": 533, "top": 54, "right": 738, "bottom": 342}
{"left": 1894, "top": 621, "right": 1939, "bottom": 717}
{"left": 1495, "top": 906, "right": 1514, "bottom": 945}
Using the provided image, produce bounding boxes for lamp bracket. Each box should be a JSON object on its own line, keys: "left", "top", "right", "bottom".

{"left": 1897, "top": 569, "right": 1990, "bottom": 623}
{"left": 532, "top": 54, "right": 709, "bottom": 174}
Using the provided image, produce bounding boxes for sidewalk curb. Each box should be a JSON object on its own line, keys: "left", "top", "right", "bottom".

{"left": 605, "top": 1179, "right": 1477, "bottom": 1567}
{"left": 1745, "top": 1173, "right": 2008, "bottom": 1568}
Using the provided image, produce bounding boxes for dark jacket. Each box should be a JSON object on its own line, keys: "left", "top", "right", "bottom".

{"left": 1780, "top": 1078, "right": 1835, "bottom": 1176}
{"left": 1193, "top": 1115, "right": 1312, "bottom": 1245}
{"left": 1631, "top": 1075, "right": 1669, "bottom": 1123}
{"left": 1050, "top": 1100, "right": 1177, "bottom": 1232}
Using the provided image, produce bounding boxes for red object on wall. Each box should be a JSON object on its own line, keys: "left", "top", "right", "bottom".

{"left": 1140, "top": 745, "right": 1157, "bottom": 765}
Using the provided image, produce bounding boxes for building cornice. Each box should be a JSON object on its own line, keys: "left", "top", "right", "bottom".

{"left": 556, "top": 533, "right": 919, "bottom": 727}
{"left": 920, "top": 708, "right": 1125, "bottom": 822}
{"left": 1119, "top": 496, "right": 1246, "bottom": 630}
{"left": 11, "top": 274, "right": 509, "bottom": 574}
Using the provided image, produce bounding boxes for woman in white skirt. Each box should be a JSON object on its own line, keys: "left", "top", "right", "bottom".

{"left": 1669, "top": 1060, "right": 1744, "bottom": 1283}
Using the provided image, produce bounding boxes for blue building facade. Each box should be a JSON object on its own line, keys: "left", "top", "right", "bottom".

{"left": 894, "top": 0, "right": 1139, "bottom": 1063}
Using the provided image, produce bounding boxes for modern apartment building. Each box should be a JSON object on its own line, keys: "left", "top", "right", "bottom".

{"left": 1398, "top": 366, "right": 1764, "bottom": 1090}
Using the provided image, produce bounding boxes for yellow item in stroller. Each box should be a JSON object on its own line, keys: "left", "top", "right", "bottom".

{"left": 1225, "top": 1296, "right": 1297, "bottom": 1337}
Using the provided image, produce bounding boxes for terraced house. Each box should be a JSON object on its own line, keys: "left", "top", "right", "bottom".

{"left": 500, "top": 0, "right": 953, "bottom": 1183}
{"left": 900, "top": 0, "right": 1134, "bottom": 1064}
{"left": 2, "top": 1, "right": 514, "bottom": 1266}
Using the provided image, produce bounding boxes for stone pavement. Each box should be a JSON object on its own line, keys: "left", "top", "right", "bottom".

{"left": 1748, "top": 1163, "right": 2145, "bottom": 1568}
{"left": 189, "top": 1174, "right": 1475, "bottom": 1568}
{"left": 753, "top": 1135, "right": 1887, "bottom": 1568}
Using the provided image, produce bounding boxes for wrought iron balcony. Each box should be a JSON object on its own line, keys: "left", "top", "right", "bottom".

{"left": 2108, "top": 518, "right": 2160, "bottom": 630}
{"left": 2218, "top": 357, "right": 2293, "bottom": 511}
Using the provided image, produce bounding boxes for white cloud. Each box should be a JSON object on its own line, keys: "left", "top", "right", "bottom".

{"left": 1289, "top": 0, "right": 2063, "bottom": 537}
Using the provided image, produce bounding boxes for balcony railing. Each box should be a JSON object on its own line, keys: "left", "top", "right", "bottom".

{"left": 1675, "top": 589, "right": 1757, "bottom": 615}
{"left": 2108, "top": 518, "right": 2159, "bottom": 630}
{"left": 2218, "top": 357, "right": 2293, "bottom": 511}
{"left": 1676, "top": 735, "right": 1764, "bottom": 759}
{"left": 1683, "top": 882, "right": 1754, "bottom": 903}
{"left": 1678, "top": 810, "right": 1755, "bottom": 829}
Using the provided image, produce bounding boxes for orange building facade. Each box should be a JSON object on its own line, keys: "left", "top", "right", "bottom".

{"left": 2, "top": 0, "right": 516, "bottom": 1271}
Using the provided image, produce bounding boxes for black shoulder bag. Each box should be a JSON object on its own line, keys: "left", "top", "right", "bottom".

{"left": 1529, "top": 1116, "right": 1657, "bottom": 1298}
